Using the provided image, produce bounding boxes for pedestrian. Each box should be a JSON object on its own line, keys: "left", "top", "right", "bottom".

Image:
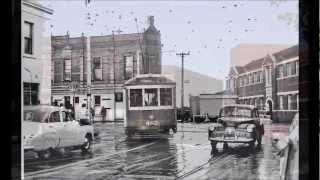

{"left": 100, "top": 106, "right": 106, "bottom": 121}
{"left": 90, "top": 107, "right": 95, "bottom": 123}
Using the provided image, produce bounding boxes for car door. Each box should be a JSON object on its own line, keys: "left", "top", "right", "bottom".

{"left": 62, "top": 111, "right": 84, "bottom": 146}
{"left": 39, "top": 111, "right": 64, "bottom": 150}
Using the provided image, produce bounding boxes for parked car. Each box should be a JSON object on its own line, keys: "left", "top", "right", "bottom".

{"left": 23, "top": 105, "right": 94, "bottom": 159}
{"left": 208, "top": 104, "right": 264, "bottom": 152}
{"left": 272, "top": 113, "right": 298, "bottom": 180}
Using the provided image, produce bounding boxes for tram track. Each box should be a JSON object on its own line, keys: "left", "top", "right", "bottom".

{"left": 23, "top": 141, "right": 158, "bottom": 179}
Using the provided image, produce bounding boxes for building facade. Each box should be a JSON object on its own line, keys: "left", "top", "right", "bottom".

{"left": 226, "top": 45, "right": 299, "bottom": 122}
{"left": 51, "top": 16, "right": 161, "bottom": 121}
{"left": 22, "top": 0, "right": 53, "bottom": 105}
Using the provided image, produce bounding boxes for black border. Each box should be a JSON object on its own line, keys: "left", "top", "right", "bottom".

{"left": 299, "top": 0, "right": 318, "bottom": 179}
{"left": 9, "top": 0, "right": 21, "bottom": 179}
{"left": 9, "top": 0, "right": 319, "bottom": 179}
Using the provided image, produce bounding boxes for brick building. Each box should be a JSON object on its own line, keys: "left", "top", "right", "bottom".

{"left": 226, "top": 45, "right": 299, "bottom": 122}
{"left": 51, "top": 16, "right": 162, "bottom": 121}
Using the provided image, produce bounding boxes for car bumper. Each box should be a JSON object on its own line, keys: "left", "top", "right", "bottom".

{"left": 209, "top": 137, "right": 254, "bottom": 143}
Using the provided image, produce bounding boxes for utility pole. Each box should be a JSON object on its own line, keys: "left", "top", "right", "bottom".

{"left": 112, "top": 29, "right": 122, "bottom": 121}
{"left": 176, "top": 51, "right": 190, "bottom": 109}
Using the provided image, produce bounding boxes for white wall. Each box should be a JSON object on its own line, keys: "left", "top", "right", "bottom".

{"left": 22, "top": 1, "right": 53, "bottom": 105}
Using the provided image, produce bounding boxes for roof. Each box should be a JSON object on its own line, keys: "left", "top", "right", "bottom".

{"left": 273, "top": 45, "right": 298, "bottom": 63}
{"left": 124, "top": 74, "right": 176, "bottom": 86}
{"left": 200, "top": 90, "right": 236, "bottom": 96}
{"left": 222, "top": 104, "right": 256, "bottom": 109}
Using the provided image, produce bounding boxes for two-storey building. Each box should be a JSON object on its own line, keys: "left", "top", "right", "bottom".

{"left": 226, "top": 45, "right": 298, "bottom": 122}
{"left": 22, "top": 0, "right": 53, "bottom": 105}
{"left": 51, "top": 16, "right": 161, "bottom": 121}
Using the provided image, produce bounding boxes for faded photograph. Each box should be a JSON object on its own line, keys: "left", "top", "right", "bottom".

{"left": 20, "top": 0, "right": 298, "bottom": 179}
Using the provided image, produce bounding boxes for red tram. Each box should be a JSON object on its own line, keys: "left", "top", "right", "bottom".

{"left": 123, "top": 74, "right": 177, "bottom": 138}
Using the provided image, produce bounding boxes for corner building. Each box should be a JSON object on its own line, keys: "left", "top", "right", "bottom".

{"left": 51, "top": 16, "right": 162, "bottom": 121}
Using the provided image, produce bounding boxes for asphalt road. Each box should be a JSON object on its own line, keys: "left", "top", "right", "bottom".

{"left": 22, "top": 120, "right": 289, "bottom": 180}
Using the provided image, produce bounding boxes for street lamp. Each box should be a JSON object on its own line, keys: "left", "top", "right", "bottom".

{"left": 24, "top": 67, "right": 32, "bottom": 105}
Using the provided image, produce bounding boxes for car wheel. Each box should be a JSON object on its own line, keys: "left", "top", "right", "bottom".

{"left": 81, "top": 135, "right": 92, "bottom": 154}
{"left": 37, "top": 149, "right": 53, "bottom": 160}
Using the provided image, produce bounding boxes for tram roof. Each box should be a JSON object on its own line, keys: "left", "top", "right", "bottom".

{"left": 124, "top": 74, "right": 176, "bottom": 86}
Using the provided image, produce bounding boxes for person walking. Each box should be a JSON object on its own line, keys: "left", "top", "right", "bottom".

{"left": 100, "top": 106, "right": 106, "bottom": 122}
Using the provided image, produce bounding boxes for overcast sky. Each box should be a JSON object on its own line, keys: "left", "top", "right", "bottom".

{"left": 40, "top": 0, "right": 298, "bottom": 81}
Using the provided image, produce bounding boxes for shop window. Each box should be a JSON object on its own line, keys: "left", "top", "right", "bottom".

{"left": 23, "top": 83, "right": 39, "bottom": 105}
{"left": 130, "top": 89, "right": 142, "bottom": 107}
{"left": 115, "top": 92, "right": 123, "bottom": 102}
{"left": 24, "top": 21, "right": 33, "bottom": 54}
{"left": 160, "top": 88, "right": 172, "bottom": 106}
{"left": 144, "top": 88, "right": 158, "bottom": 106}
{"left": 94, "top": 96, "right": 101, "bottom": 106}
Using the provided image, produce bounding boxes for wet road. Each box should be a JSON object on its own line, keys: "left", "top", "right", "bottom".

{"left": 23, "top": 120, "right": 289, "bottom": 180}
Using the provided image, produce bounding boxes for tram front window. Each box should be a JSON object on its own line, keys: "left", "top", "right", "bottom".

{"left": 160, "top": 88, "right": 172, "bottom": 106}
{"left": 144, "top": 88, "right": 158, "bottom": 106}
{"left": 130, "top": 89, "right": 142, "bottom": 107}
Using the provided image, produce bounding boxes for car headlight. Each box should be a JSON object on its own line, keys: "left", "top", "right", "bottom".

{"left": 246, "top": 124, "right": 255, "bottom": 133}
{"left": 209, "top": 126, "right": 215, "bottom": 131}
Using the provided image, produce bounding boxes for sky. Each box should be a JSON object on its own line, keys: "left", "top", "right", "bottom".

{"left": 40, "top": 0, "right": 298, "bottom": 81}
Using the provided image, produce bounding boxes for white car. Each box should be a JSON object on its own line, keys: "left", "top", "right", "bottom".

{"left": 23, "top": 105, "right": 94, "bottom": 159}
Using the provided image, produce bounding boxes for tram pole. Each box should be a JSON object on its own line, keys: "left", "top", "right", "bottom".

{"left": 176, "top": 52, "right": 190, "bottom": 111}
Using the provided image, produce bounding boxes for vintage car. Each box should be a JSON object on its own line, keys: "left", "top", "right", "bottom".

{"left": 208, "top": 104, "right": 264, "bottom": 151}
{"left": 23, "top": 105, "right": 94, "bottom": 159}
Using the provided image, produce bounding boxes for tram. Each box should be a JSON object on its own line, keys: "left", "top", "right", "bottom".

{"left": 123, "top": 74, "right": 177, "bottom": 138}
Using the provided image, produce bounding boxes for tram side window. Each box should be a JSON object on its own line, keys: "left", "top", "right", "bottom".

{"left": 160, "top": 88, "right": 172, "bottom": 106}
{"left": 144, "top": 88, "right": 158, "bottom": 106}
{"left": 130, "top": 89, "right": 142, "bottom": 107}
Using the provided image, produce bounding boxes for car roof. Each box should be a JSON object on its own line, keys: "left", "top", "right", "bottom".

{"left": 24, "top": 105, "right": 66, "bottom": 112}
{"left": 221, "top": 104, "right": 256, "bottom": 109}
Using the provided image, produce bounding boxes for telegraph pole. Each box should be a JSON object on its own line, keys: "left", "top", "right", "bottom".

{"left": 112, "top": 29, "right": 122, "bottom": 121}
{"left": 176, "top": 51, "right": 190, "bottom": 109}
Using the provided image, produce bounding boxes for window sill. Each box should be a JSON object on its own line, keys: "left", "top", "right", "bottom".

{"left": 23, "top": 54, "right": 36, "bottom": 60}
{"left": 276, "top": 75, "right": 298, "bottom": 80}
{"left": 239, "top": 82, "right": 264, "bottom": 87}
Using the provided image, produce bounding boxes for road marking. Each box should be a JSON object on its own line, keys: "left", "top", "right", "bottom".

{"left": 24, "top": 141, "right": 157, "bottom": 179}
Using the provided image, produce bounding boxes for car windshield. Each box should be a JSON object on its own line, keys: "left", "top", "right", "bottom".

{"left": 24, "top": 110, "right": 49, "bottom": 122}
{"left": 220, "top": 106, "right": 252, "bottom": 118}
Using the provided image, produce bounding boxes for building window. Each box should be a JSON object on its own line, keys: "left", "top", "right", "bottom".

{"left": 291, "top": 94, "right": 298, "bottom": 110}
{"left": 144, "top": 88, "right": 158, "bottom": 106}
{"left": 23, "top": 83, "right": 39, "bottom": 105}
{"left": 291, "top": 61, "right": 297, "bottom": 75}
{"left": 94, "top": 96, "right": 101, "bottom": 106}
{"left": 24, "top": 21, "right": 33, "bottom": 54}
{"left": 124, "top": 56, "right": 134, "bottom": 80}
{"left": 259, "top": 71, "right": 264, "bottom": 82}
{"left": 288, "top": 94, "right": 291, "bottom": 110}
{"left": 283, "top": 95, "right": 288, "bottom": 110}
{"left": 279, "top": 95, "right": 283, "bottom": 110}
{"left": 93, "top": 57, "right": 103, "bottom": 81}
{"left": 64, "top": 59, "right": 71, "bottom": 81}
{"left": 278, "top": 65, "right": 283, "bottom": 78}
{"left": 130, "top": 89, "right": 142, "bottom": 107}
{"left": 283, "top": 64, "right": 288, "bottom": 77}
{"left": 160, "top": 88, "right": 172, "bottom": 106}
{"left": 115, "top": 92, "right": 123, "bottom": 102}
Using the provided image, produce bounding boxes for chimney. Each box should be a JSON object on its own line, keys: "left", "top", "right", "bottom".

{"left": 147, "top": 16, "right": 154, "bottom": 27}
